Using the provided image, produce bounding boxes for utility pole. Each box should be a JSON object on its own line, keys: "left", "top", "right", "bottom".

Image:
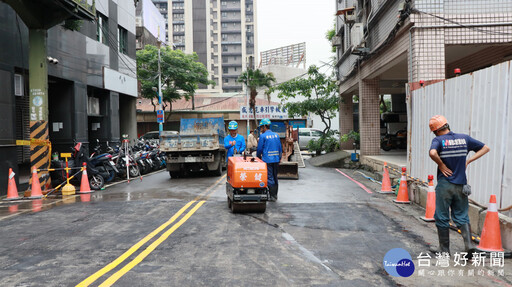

{"left": 157, "top": 26, "right": 164, "bottom": 136}
{"left": 246, "top": 56, "right": 254, "bottom": 138}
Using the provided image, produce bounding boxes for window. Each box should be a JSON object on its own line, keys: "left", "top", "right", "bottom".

{"left": 96, "top": 12, "right": 108, "bottom": 45}
{"left": 299, "top": 131, "right": 309, "bottom": 137}
{"left": 173, "top": 24, "right": 184, "bottom": 32}
{"left": 223, "top": 68, "right": 228, "bottom": 73}
{"left": 222, "top": 45, "right": 228, "bottom": 52}
{"left": 234, "top": 67, "right": 237, "bottom": 71}
{"left": 224, "top": 78, "right": 229, "bottom": 83}
{"left": 222, "top": 34, "right": 227, "bottom": 40}
{"left": 221, "top": 23, "right": 227, "bottom": 28}
{"left": 221, "top": 1, "right": 227, "bottom": 5}
{"left": 223, "top": 57, "right": 228, "bottom": 63}
{"left": 173, "top": 13, "right": 184, "bottom": 21}
{"left": 311, "top": 130, "right": 323, "bottom": 137}
{"left": 221, "top": 12, "right": 227, "bottom": 18}
{"left": 118, "top": 26, "right": 128, "bottom": 54}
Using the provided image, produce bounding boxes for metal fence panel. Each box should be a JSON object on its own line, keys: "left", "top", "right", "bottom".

{"left": 409, "top": 61, "right": 511, "bottom": 208}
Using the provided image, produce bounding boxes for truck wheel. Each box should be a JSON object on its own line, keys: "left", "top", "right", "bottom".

{"left": 169, "top": 171, "right": 179, "bottom": 179}
{"left": 213, "top": 160, "right": 222, "bottom": 176}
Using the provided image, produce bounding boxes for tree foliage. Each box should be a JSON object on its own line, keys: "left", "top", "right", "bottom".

{"left": 237, "top": 69, "right": 276, "bottom": 125}
{"left": 325, "top": 22, "right": 336, "bottom": 53}
{"left": 269, "top": 65, "right": 339, "bottom": 134}
{"left": 136, "top": 45, "right": 214, "bottom": 116}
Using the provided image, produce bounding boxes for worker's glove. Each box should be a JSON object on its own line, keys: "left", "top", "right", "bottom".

{"left": 462, "top": 184, "right": 472, "bottom": 196}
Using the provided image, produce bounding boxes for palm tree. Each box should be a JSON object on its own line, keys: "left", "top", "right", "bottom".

{"left": 238, "top": 69, "right": 276, "bottom": 126}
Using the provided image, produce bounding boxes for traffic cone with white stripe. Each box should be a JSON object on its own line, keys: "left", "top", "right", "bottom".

{"left": 420, "top": 175, "right": 435, "bottom": 222}
{"left": 393, "top": 167, "right": 410, "bottom": 204}
{"left": 378, "top": 162, "right": 394, "bottom": 194}
{"left": 77, "top": 163, "right": 93, "bottom": 194}
{"left": 4, "top": 168, "right": 21, "bottom": 201}
{"left": 28, "top": 168, "right": 43, "bottom": 199}
{"left": 476, "top": 195, "right": 504, "bottom": 252}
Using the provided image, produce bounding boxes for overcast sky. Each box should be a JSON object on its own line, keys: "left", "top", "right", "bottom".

{"left": 256, "top": 0, "right": 336, "bottom": 69}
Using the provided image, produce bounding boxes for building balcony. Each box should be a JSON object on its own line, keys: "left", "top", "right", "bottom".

{"left": 221, "top": 63, "right": 243, "bottom": 67}
{"left": 223, "top": 85, "right": 243, "bottom": 91}
{"left": 221, "top": 19, "right": 241, "bottom": 23}
{"left": 222, "top": 30, "right": 241, "bottom": 34}
{"left": 223, "top": 74, "right": 241, "bottom": 78}
{"left": 221, "top": 41, "right": 242, "bottom": 45}
{"left": 221, "top": 52, "right": 242, "bottom": 56}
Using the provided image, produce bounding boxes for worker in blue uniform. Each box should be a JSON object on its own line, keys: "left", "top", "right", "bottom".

{"left": 224, "top": 121, "right": 246, "bottom": 161}
{"left": 257, "top": 118, "right": 282, "bottom": 201}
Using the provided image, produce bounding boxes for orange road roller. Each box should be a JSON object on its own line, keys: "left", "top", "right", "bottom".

{"left": 226, "top": 154, "right": 268, "bottom": 213}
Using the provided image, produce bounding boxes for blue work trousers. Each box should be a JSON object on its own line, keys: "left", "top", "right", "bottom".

{"left": 267, "top": 162, "right": 279, "bottom": 187}
{"left": 434, "top": 177, "right": 469, "bottom": 228}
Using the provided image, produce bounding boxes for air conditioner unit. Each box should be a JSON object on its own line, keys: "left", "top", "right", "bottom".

{"left": 14, "top": 74, "right": 23, "bottom": 96}
{"left": 350, "top": 23, "right": 364, "bottom": 48}
{"left": 331, "top": 35, "right": 342, "bottom": 47}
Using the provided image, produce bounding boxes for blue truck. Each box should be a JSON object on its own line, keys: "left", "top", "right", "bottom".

{"left": 160, "top": 117, "right": 227, "bottom": 178}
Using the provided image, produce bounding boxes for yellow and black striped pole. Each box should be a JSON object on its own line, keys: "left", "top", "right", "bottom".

{"left": 27, "top": 29, "right": 51, "bottom": 195}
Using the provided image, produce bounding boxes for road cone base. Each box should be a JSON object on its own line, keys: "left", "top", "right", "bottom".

{"left": 3, "top": 197, "right": 22, "bottom": 201}
{"left": 420, "top": 216, "right": 435, "bottom": 222}
{"left": 475, "top": 246, "right": 504, "bottom": 252}
{"left": 61, "top": 184, "right": 76, "bottom": 196}
{"left": 77, "top": 190, "right": 94, "bottom": 194}
{"left": 28, "top": 195, "right": 43, "bottom": 199}
{"left": 393, "top": 199, "right": 411, "bottom": 204}
{"left": 378, "top": 190, "right": 394, "bottom": 194}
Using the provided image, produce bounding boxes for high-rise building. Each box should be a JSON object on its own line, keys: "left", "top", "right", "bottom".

{"left": 153, "top": 0, "right": 257, "bottom": 93}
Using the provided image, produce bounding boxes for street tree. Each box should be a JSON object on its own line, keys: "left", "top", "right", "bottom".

{"left": 137, "top": 45, "right": 214, "bottom": 118}
{"left": 270, "top": 65, "right": 339, "bottom": 134}
{"left": 237, "top": 69, "right": 276, "bottom": 126}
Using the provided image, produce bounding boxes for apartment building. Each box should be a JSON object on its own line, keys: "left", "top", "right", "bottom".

{"left": 153, "top": 0, "right": 258, "bottom": 92}
{"left": 0, "top": 1, "right": 138, "bottom": 194}
{"left": 334, "top": 0, "right": 512, "bottom": 155}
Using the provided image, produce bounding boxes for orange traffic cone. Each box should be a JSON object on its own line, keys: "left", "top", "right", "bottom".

{"left": 420, "top": 175, "right": 435, "bottom": 222}
{"left": 476, "top": 195, "right": 504, "bottom": 252}
{"left": 78, "top": 163, "right": 93, "bottom": 194}
{"left": 4, "top": 168, "right": 21, "bottom": 201}
{"left": 28, "top": 168, "right": 43, "bottom": 199}
{"left": 378, "top": 162, "right": 394, "bottom": 194}
{"left": 393, "top": 167, "right": 410, "bottom": 204}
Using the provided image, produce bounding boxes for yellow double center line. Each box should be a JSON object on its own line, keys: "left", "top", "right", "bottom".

{"left": 77, "top": 174, "right": 226, "bottom": 287}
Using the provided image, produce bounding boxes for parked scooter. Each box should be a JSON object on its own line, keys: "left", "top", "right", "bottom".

{"left": 90, "top": 140, "right": 119, "bottom": 182}
{"left": 50, "top": 142, "right": 106, "bottom": 190}
{"left": 381, "top": 129, "right": 407, "bottom": 151}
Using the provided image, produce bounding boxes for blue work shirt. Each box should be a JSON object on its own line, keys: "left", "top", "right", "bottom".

{"left": 224, "top": 134, "right": 246, "bottom": 159}
{"left": 430, "top": 131, "right": 485, "bottom": 185}
{"left": 257, "top": 130, "right": 282, "bottom": 163}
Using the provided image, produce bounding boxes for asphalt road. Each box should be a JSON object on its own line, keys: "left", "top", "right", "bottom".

{"left": 0, "top": 162, "right": 510, "bottom": 286}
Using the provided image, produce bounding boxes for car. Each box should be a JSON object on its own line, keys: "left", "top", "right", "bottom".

{"left": 139, "top": 131, "right": 178, "bottom": 144}
{"left": 298, "top": 128, "right": 324, "bottom": 150}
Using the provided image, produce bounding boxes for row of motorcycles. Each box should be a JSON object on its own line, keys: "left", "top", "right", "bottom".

{"left": 49, "top": 140, "right": 167, "bottom": 190}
